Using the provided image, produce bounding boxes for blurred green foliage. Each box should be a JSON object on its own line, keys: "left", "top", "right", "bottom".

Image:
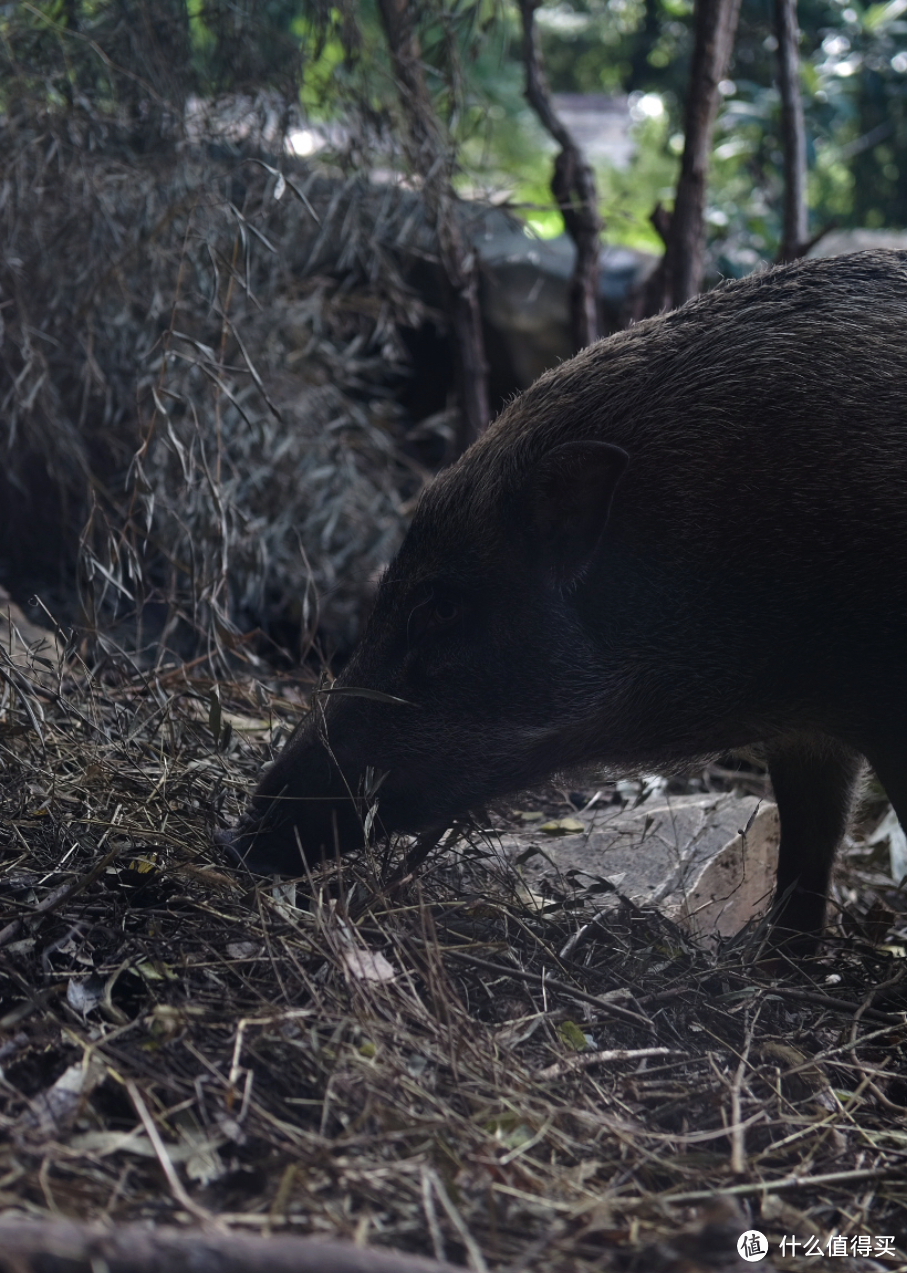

{"left": 4, "top": 0, "right": 907, "bottom": 259}
{"left": 518, "top": 0, "right": 907, "bottom": 258}
{"left": 282, "top": 0, "right": 907, "bottom": 258}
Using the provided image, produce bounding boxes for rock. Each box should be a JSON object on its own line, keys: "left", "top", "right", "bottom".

{"left": 476, "top": 227, "right": 659, "bottom": 392}
{"left": 497, "top": 791, "right": 779, "bottom": 945}
{"left": 809, "top": 228, "right": 907, "bottom": 257}
{"left": 0, "top": 586, "right": 64, "bottom": 675}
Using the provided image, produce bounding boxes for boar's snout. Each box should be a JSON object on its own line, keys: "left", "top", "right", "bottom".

{"left": 221, "top": 723, "right": 370, "bottom": 875}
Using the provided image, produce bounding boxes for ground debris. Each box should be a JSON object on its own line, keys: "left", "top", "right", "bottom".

{"left": 1, "top": 653, "right": 906, "bottom": 1272}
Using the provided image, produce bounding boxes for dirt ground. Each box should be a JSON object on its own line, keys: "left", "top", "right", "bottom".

{"left": 1, "top": 633, "right": 906, "bottom": 1272}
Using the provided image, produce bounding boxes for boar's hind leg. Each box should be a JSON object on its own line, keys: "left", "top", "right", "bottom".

{"left": 768, "top": 737, "right": 863, "bottom": 944}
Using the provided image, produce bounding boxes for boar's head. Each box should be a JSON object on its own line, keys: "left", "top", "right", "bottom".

{"left": 223, "top": 438, "right": 629, "bottom": 875}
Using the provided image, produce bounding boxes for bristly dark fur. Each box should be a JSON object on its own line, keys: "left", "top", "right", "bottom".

{"left": 223, "top": 250, "right": 907, "bottom": 947}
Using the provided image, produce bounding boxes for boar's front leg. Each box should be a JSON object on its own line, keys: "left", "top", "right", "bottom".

{"left": 768, "top": 736, "right": 863, "bottom": 943}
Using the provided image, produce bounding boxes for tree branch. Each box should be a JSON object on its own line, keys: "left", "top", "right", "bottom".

{"left": 518, "top": 0, "right": 601, "bottom": 350}
{"left": 0, "top": 1219, "right": 465, "bottom": 1273}
{"left": 774, "top": 0, "right": 809, "bottom": 261}
{"left": 664, "top": 0, "right": 743, "bottom": 307}
{"left": 375, "top": 0, "right": 489, "bottom": 452}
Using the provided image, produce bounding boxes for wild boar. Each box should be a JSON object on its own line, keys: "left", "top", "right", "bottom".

{"left": 221, "top": 250, "right": 907, "bottom": 943}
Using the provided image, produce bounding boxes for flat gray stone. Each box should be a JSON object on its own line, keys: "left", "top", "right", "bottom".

{"left": 496, "top": 792, "right": 779, "bottom": 945}
{"left": 0, "top": 586, "right": 64, "bottom": 677}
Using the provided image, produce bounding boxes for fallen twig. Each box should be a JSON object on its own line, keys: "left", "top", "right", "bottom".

{"left": 536, "top": 1045, "right": 683, "bottom": 1080}
{"left": 0, "top": 1219, "right": 466, "bottom": 1273}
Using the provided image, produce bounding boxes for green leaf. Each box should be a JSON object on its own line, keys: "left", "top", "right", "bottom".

{"left": 864, "top": 0, "right": 907, "bottom": 30}
{"left": 557, "top": 1020, "right": 589, "bottom": 1052}
{"left": 539, "top": 817, "right": 584, "bottom": 835}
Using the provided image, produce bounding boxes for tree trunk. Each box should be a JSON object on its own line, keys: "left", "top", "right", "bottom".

{"left": 375, "top": 0, "right": 490, "bottom": 453}
{"left": 0, "top": 1219, "right": 463, "bottom": 1273}
{"left": 519, "top": 0, "right": 601, "bottom": 350}
{"left": 664, "top": 0, "right": 742, "bottom": 307}
{"left": 775, "top": 0, "right": 808, "bottom": 260}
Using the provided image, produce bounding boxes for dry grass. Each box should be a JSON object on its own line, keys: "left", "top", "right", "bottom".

{"left": 1, "top": 634, "right": 906, "bottom": 1272}
{"left": 0, "top": 97, "right": 443, "bottom": 655}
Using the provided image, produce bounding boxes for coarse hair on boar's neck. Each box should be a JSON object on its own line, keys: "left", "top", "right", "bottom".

{"left": 220, "top": 249, "right": 907, "bottom": 951}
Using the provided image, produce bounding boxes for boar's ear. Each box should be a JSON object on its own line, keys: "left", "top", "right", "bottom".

{"left": 529, "top": 441, "right": 629, "bottom": 585}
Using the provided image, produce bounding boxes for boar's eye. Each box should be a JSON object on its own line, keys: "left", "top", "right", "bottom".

{"left": 430, "top": 597, "right": 459, "bottom": 625}
{"left": 407, "top": 590, "right": 461, "bottom": 644}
